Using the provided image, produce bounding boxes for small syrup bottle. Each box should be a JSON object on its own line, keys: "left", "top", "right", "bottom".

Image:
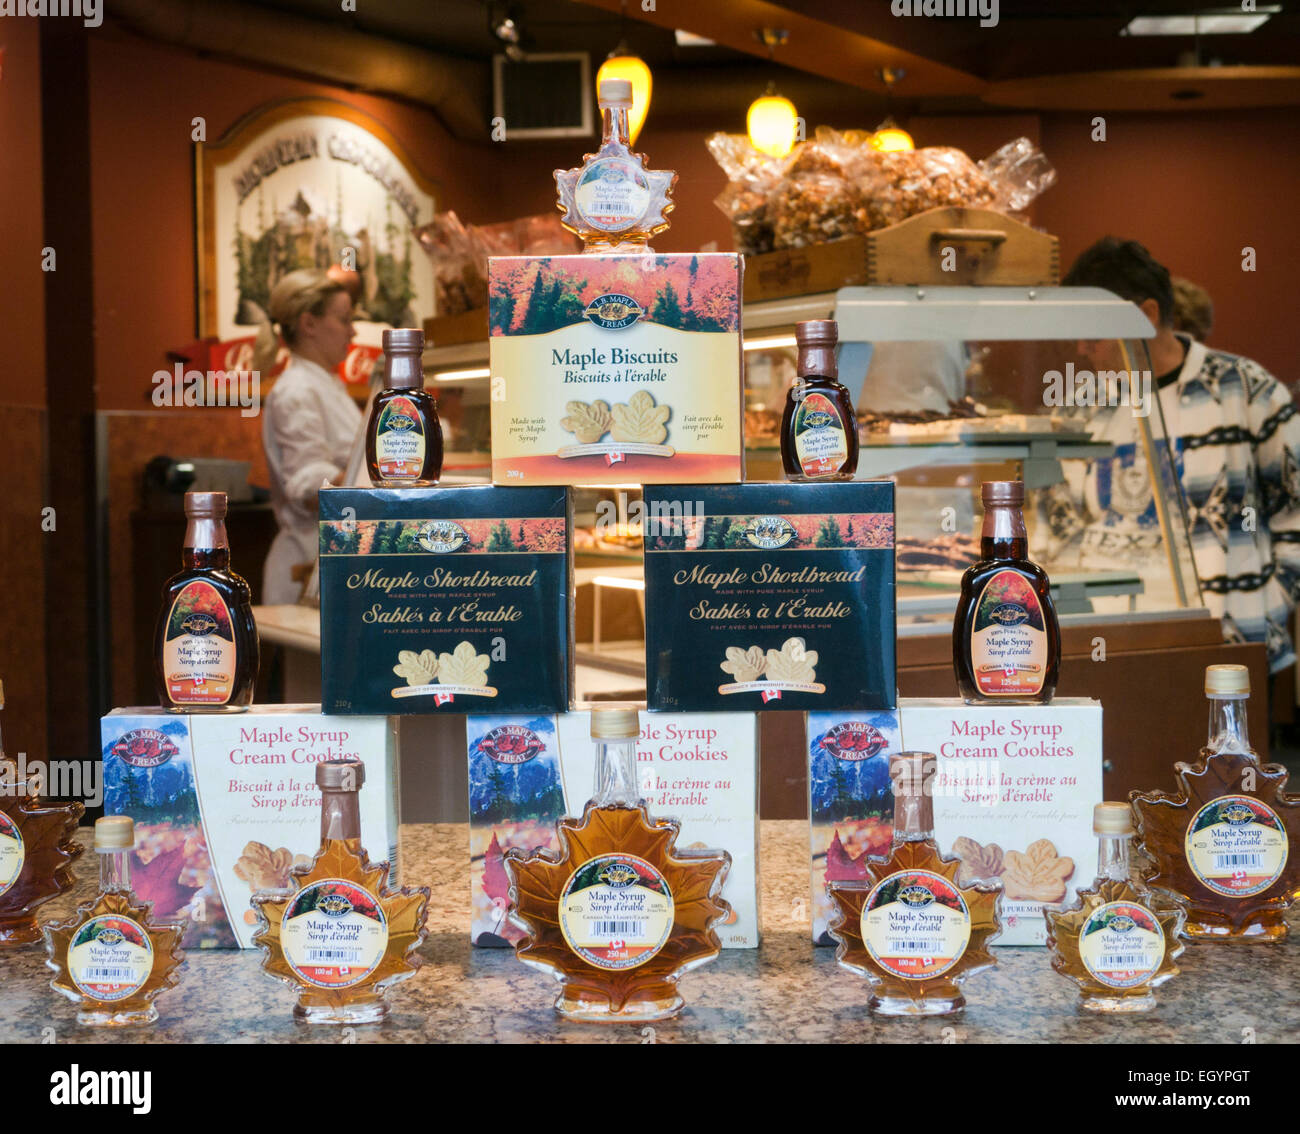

{"left": 154, "top": 491, "right": 259, "bottom": 712}
{"left": 554, "top": 78, "right": 676, "bottom": 253}
{"left": 953, "top": 480, "right": 1060, "bottom": 703}
{"left": 827, "top": 752, "right": 1001, "bottom": 1016}
{"left": 365, "top": 327, "right": 442, "bottom": 487}
{"left": 252, "top": 761, "right": 429, "bottom": 1024}
{"left": 780, "top": 319, "right": 859, "bottom": 481}
{"left": 44, "top": 816, "right": 185, "bottom": 1026}
{"left": 1131, "top": 664, "right": 1300, "bottom": 942}
{"left": 0, "top": 680, "right": 85, "bottom": 947}
{"left": 1045, "top": 803, "right": 1184, "bottom": 1013}
{"left": 506, "top": 706, "right": 731, "bottom": 1022}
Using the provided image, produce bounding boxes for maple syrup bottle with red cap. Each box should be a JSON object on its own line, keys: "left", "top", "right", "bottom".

{"left": 953, "top": 480, "right": 1060, "bottom": 704}
{"left": 154, "top": 491, "right": 259, "bottom": 712}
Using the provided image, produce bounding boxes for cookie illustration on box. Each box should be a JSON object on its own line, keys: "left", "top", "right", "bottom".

{"left": 558, "top": 391, "right": 675, "bottom": 462}
{"left": 644, "top": 482, "right": 896, "bottom": 712}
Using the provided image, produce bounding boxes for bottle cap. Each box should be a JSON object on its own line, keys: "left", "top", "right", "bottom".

{"left": 598, "top": 78, "right": 634, "bottom": 106}
{"left": 1093, "top": 802, "right": 1134, "bottom": 836}
{"left": 1205, "top": 664, "right": 1250, "bottom": 696}
{"left": 382, "top": 327, "right": 424, "bottom": 355}
{"left": 981, "top": 480, "right": 1025, "bottom": 507}
{"left": 184, "top": 491, "right": 227, "bottom": 518}
{"left": 94, "top": 815, "right": 135, "bottom": 850}
{"left": 316, "top": 760, "right": 365, "bottom": 791}
{"left": 795, "top": 320, "right": 838, "bottom": 348}
{"left": 590, "top": 706, "right": 641, "bottom": 740}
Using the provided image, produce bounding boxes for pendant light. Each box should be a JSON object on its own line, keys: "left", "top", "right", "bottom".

{"left": 872, "top": 68, "right": 914, "bottom": 153}
{"left": 597, "top": 46, "right": 652, "bottom": 144}
{"left": 747, "top": 28, "right": 797, "bottom": 158}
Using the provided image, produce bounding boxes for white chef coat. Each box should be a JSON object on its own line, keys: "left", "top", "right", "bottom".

{"left": 261, "top": 354, "right": 363, "bottom": 604}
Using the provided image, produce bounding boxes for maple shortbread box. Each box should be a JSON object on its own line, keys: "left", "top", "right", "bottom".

{"left": 807, "top": 709, "right": 901, "bottom": 945}
{"left": 101, "top": 706, "right": 400, "bottom": 949}
{"left": 319, "top": 485, "right": 572, "bottom": 715}
{"left": 644, "top": 481, "right": 896, "bottom": 713}
{"left": 468, "top": 711, "right": 759, "bottom": 948}
{"left": 488, "top": 252, "right": 743, "bottom": 485}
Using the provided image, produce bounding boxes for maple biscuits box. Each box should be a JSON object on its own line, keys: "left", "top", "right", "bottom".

{"left": 319, "top": 485, "right": 572, "bottom": 715}
{"left": 643, "top": 481, "right": 896, "bottom": 713}
{"left": 101, "top": 706, "right": 400, "bottom": 949}
{"left": 488, "top": 253, "right": 743, "bottom": 485}
{"left": 468, "top": 711, "right": 759, "bottom": 949}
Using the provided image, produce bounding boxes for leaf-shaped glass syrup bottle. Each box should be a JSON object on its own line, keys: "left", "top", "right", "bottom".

{"left": 1046, "top": 803, "right": 1184, "bottom": 1012}
{"left": 43, "top": 816, "right": 185, "bottom": 1026}
{"left": 505, "top": 706, "right": 731, "bottom": 1021}
{"left": 0, "top": 679, "right": 85, "bottom": 947}
{"left": 252, "top": 760, "right": 429, "bottom": 1024}
{"left": 828, "top": 751, "right": 1001, "bottom": 1016}
{"left": 1131, "top": 664, "right": 1300, "bottom": 942}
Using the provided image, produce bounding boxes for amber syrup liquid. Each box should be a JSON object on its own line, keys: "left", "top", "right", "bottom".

{"left": 364, "top": 386, "right": 443, "bottom": 487}
{"left": 0, "top": 778, "right": 84, "bottom": 947}
{"left": 780, "top": 375, "right": 859, "bottom": 482}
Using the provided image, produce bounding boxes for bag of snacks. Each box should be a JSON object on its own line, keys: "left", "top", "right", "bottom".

{"left": 978, "top": 136, "right": 1057, "bottom": 215}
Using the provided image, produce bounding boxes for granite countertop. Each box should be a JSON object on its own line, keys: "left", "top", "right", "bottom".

{"left": 4, "top": 821, "right": 1297, "bottom": 1044}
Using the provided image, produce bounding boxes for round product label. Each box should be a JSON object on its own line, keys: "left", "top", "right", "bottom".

{"left": 281, "top": 879, "right": 389, "bottom": 988}
{"left": 559, "top": 853, "right": 674, "bottom": 971}
{"left": 971, "top": 570, "right": 1048, "bottom": 696}
{"left": 792, "top": 391, "right": 849, "bottom": 477}
{"left": 1078, "top": 900, "right": 1166, "bottom": 989}
{"left": 0, "top": 811, "right": 24, "bottom": 897}
{"left": 860, "top": 869, "right": 972, "bottom": 981}
{"left": 574, "top": 158, "right": 652, "bottom": 233}
{"left": 1184, "top": 795, "right": 1288, "bottom": 898}
{"left": 162, "top": 580, "right": 237, "bottom": 705}
{"left": 374, "top": 396, "right": 427, "bottom": 481}
{"left": 68, "top": 915, "right": 154, "bottom": 1002}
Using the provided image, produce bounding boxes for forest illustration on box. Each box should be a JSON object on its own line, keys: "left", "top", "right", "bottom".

{"left": 490, "top": 255, "right": 739, "bottom": 336}
{"left": 320, "top": 517, "right": 566, "bottom": 556}
{"left": 646, "top": 512, "right": 894, "bottom": 551}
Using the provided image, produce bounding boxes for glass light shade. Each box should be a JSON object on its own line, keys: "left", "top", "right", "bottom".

{"left": 597, "top": 54, "right": 652, "bottom": 144}
{"left": 871, "top": 126, "right": 915, "bottom": 153}
{"left": 747, "top": 93, "right": 798, "bottom": 158}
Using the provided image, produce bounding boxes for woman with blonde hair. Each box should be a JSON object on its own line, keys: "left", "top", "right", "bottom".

{"left": 257, "top": 268, "right": 361, "bottom": 604}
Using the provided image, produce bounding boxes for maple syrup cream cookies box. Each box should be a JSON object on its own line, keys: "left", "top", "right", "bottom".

{"left": 468, "top": 711, "right": 759, "bottom": 948}
{"left": 899, "top": 698, "right": 1103, "bottom": 946}
{"left": 488, "top": 252, "right": 743, "bottom": 485}
{"left": 807, "top": 710, "right": 901, "bottom": 945}
{"left": 319, "top": 486, "right": 572, "bottom": 715}
{"left": 101, "top": 706, "right": 400, "bottom": 950}
{"left": 643, "top": 481, "right": 896, "bottom": 713}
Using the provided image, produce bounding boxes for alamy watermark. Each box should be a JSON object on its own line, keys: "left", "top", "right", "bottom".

{"left": 0, "top": 752, "right": 103, "bottom": 808}
{"left": 152, "top": 364, "right": 261, "bottom": 418}
{"left": 0, "top": 0, "right": 101, "bottom": 28}
{"left": 1042, "top": 363, "right": 1152, "bottom": 418}
{"left": 891, "top": 0, "right": 998, "bottom": 29}
{"left": 595, "top": 494, "right": 705, "bottom": 538}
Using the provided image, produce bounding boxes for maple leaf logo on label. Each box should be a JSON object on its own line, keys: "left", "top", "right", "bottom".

{"left": 111, "top": 729, "right": 180, "bottom": 769}
{"left": 744, "top": 516, "right": 795, "bottom": 549}
{"left": 417, "top": 520, "right": 468, "bottom": 554}
{"left": 583, "top": 293, "right": 645, "bottom": 330}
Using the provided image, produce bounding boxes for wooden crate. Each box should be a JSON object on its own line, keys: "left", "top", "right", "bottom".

{"left": 742, "top": 235, "right": 869, "bottom": 303}
{"left": 867, "top": 206, "right": 1059, "bottom": 287}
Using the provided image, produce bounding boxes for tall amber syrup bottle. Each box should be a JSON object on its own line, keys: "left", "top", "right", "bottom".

{"left": 365, "top": 327, "right": 442, "bottom": 487}
{"left": 827, "top": 752, "right": 1000, "bottom": 1016}
{"left": 953, "top": 480, "right": 1060, "bottom": 703}
{"left": 154, "top": 491, "right": 258, "bottom": 711}
{"left": 1046, "top": 803, "right": 1184, "bottom": 1013}
{"left": 44, "top": 816, "right": 185, "bottom": 1026}
{"left": 252, "top": 760, "right": 429, "bottom": 1024}
{"left": 506, "top": 707, "right": 731, "bottom": 1022}
{"left": 0, "top": 681, "right": 84, "bottom": 947}
{"left": 1131, "top": 664, "right": 1299, "bottom": 942}
{"left": 780, "top": 319, "right": 859, "bottom": 482}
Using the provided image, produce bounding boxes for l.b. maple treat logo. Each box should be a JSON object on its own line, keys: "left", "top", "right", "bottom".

{"left": 583, "top": 293, "right": 645, "bottom": 330}
{"left": 1109, "top": 914, "right": 1136, "bottom": 933}
{"left": 387, "top": 411, "right": 417, "bottom": 431}
{"left": 744, "top": 515, "right": 795, "bottom": 549}
{"left": 96, "top": 927, "right": 125, "bottom": 947}
{"left": 417, "top": 520, "right": 468, "bottom": 553}
{"left": 180, "top": 612, "right": 219, "bottom": 636}
{"left": 480, "top": 725, "right": 544, "bottom": 765}
{"left": 110, "top": 729, "right": 180, "bottom": 769}
{"left": 598, "top": 862, "right": 640, "bottom": 887}
{"left": 822, "top": 722, "right": 888, "bottom": 762}
{"left": 990, "top": 602, "right": 1029, "bottom": 626}
{"left": 1224, "top": 803, "right": 1255, "bottom": 825}
{"left": 317, "top": 893, "right": 354, "bottom": 918}
{"left": 803, "top": 409, "right": 835, "bottom": 429}
{"left": 899, "top": 884, "right": 935, "bottom": 908}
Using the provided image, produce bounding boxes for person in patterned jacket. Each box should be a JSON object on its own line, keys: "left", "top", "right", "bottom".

{"left": 1062, "top": 236, "right": 1300, "bottom": 673}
